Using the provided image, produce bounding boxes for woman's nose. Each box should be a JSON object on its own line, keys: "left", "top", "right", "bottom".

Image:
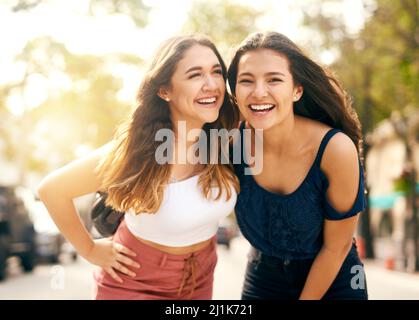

{"left": 202, "top": 75, "right": 218, "bottom": 91}
{"left": 252, "top": 82, "right": 268, "bottom": 98}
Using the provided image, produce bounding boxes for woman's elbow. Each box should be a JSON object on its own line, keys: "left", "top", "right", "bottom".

{"left": 37, "top": 176, "right": 54, "bottom": 201}
{"left": 323, "top": 240, "right": 353, "bottom": 260}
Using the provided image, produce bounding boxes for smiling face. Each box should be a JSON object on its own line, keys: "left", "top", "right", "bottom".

{"left": 159, "top": 44, "right": 226, "bottom": 128}
{"left": 235, "top": 48, "right": 303, "bottom": 130}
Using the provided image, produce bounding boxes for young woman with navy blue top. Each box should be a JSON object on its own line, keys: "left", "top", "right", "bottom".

{"left": 227, "top": 32, "right": 368, "bottom": 300}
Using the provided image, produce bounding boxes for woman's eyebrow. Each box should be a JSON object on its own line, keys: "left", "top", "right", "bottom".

{"left": 238, "top": 71, "right": 286, "bottom": 78}
{"left": 265, "top": 71, "right": 286, "bottom": 77}
{"left": 237, "top": 72, "right": 254, "bottom": 78}
{"left": 185, "top": 63, "right": 221, "bottom": 74}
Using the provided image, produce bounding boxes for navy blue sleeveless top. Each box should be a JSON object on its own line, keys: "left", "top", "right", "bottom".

{"left": 232, "top": 123, "right": 367, "bottom": 260}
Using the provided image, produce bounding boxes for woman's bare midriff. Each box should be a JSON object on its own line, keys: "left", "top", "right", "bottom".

{"left": 133, "top": 235, "right": 213, "bottom": 255}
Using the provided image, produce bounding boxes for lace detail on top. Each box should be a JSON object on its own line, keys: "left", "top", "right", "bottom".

{"left": 232, "top": 123, "right": 366, "bottom": 260}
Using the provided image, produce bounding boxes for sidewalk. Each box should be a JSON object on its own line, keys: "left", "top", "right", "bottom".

{"left": 214, "top": 236, "right": 419, "bottom": 300}
{"left": 363, "top": 260, "right": 419, "bottom": 299}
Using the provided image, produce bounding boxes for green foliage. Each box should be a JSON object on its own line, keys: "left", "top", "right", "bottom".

{"left": 394, "top": 173, "right": 410, "bottom": 195}
{"left": 10, "top": 0, "right": 42, "bottom": 12}
{"left": 0, "top": 36, "right": 138, "bottom": 177}
{"left": 302, "top": 0, "right": 418, "bottom": 133}
{"left": 1, "top": 1, "right": 150, "bottom": 182}
{"left": 9, "top": 0, "right": 150, "bottom": 27}
{"left": 88, "top": 0, "right": 150, "bottom": 28}
{"left": 183, "top": 0, "right": 262, "bottom": 60}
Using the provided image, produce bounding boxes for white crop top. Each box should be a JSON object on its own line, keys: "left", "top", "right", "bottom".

{"left": 124, "top": 174, "right": 237, "bottom": 247}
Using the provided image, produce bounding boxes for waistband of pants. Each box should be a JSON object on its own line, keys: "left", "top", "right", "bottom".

{"left": 248, "top": 247, "right": 315, "bottom": 267}
{"left": 249, "top": 241, "right": 359, "bottom": 267}
{"left": 115, "top": 218, "right": 217, "bottom": 269}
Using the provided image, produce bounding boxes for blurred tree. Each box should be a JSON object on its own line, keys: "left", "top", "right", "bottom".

{"left": 302, "top": 0, "right": 418, "bottom": 267}
{"left": 89, "top": 0, "right": 150, "bottom": 28}
{"left": 182, "top": 0, "right": 263, "bottom": 60}
{"left": 0, "top": 36, "right": 139, "bottom": 183}
{"left": 1, "top": 0, "right": 150, "bottom": 186}
{"left": 9, "top": 0, "right": 150, "bottom": 27}
{"left": 303, "top": 0, "right": 418, "bottom": 130}
{"left": 10, "top": 0, "right": 42, "bottom": 12}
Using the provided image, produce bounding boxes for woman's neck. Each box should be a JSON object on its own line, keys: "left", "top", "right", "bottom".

{"left": 173, "top": 119, "right": 204, "bottom": 146}
{"left": 261, "top": 113, "right": 299, "bottom": 155}
{"left": 172, "top": 118, "right": 205, "bottom": 165}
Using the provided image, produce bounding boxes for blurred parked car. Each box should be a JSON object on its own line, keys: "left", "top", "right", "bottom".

{"left": 16, "top": 187, "right": 77, "bottom": 264}
{"left": 32, "top": 199, "right": 77, "bottom": 263}
{"left": 216, "top": 217, "right": 238, "bottom": 249}
{"left": 0, "top": 186, "right": 37, "bottom": 281}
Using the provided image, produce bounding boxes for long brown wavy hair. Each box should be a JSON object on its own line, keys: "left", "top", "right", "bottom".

{"left": 97, "top": 35, "right": 240, "bottom": 214}
{"left": 227, "top": 31, "right": 363, "bottom": 156}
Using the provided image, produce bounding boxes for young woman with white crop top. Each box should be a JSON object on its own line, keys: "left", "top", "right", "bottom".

{"left": 37, "top": 35, "right": 240, "bottom": 299}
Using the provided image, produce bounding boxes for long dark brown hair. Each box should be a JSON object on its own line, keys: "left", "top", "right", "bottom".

{"left": 97, "top": 35, "right": 239, "bottom": 214}
{"left": 227, "top": 31, "right": 363, "bottom": 155}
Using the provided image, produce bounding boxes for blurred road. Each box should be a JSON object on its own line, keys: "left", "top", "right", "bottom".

{"left": 0, "top": 236, "right": 418, "bottom": 300}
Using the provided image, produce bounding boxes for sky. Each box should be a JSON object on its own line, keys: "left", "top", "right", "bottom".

{"left": 0, "top": 0, "right": 368, "bottom": 114}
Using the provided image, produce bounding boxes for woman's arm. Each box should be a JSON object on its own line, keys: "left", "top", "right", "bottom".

{"left": 37, "top": 142, "right": 140, "bottom": 283}
{"left": 299, "top": 216, "right": 358, "bottom": 299}
{"left": 37, "top": 144, "right": 110, "bottom": 256}
{"left": 299, "top": 132, "right": 361, "bottom": 300}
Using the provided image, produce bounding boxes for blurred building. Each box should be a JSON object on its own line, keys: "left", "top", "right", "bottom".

{"left": 366, "top": 110, "right": 419, "bottom": 271}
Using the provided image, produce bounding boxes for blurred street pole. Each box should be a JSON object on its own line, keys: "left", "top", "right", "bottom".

{"left": 361, "top": 144, "right": 375, "bottom": 259}
{"left": 401, "top": 125, "right": 419, "bottom": 271}
{"left": 409, "top": 155, "right": 418, "bottom": 271}
{"left": 360, "top": 71, "right": 375, "bottom": 259}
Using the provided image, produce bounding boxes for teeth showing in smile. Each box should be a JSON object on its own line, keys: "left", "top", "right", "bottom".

{"left": 197, "top": 97, "right": 216, "bottom": 104}
{"left": 249, "top": 104, "right": 275, "bottom": 111}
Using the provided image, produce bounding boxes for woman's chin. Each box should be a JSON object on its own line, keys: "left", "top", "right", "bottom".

{"left": 246, "top": 118, "right": 276, "bottom": 131}
{"left": 200, "top": 111, "right": 220, "bottom": 124}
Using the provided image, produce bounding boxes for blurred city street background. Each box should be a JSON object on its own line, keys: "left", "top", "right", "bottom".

{"left": 1, "top": 0, "right": 418, "bottom": 300}
{"left": 0, "top": 236, "right": 418, "bottom": 300}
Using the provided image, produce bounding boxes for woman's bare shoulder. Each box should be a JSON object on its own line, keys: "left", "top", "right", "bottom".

{"left": 297, "top": 116, "right": 333, "bottom": 146}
